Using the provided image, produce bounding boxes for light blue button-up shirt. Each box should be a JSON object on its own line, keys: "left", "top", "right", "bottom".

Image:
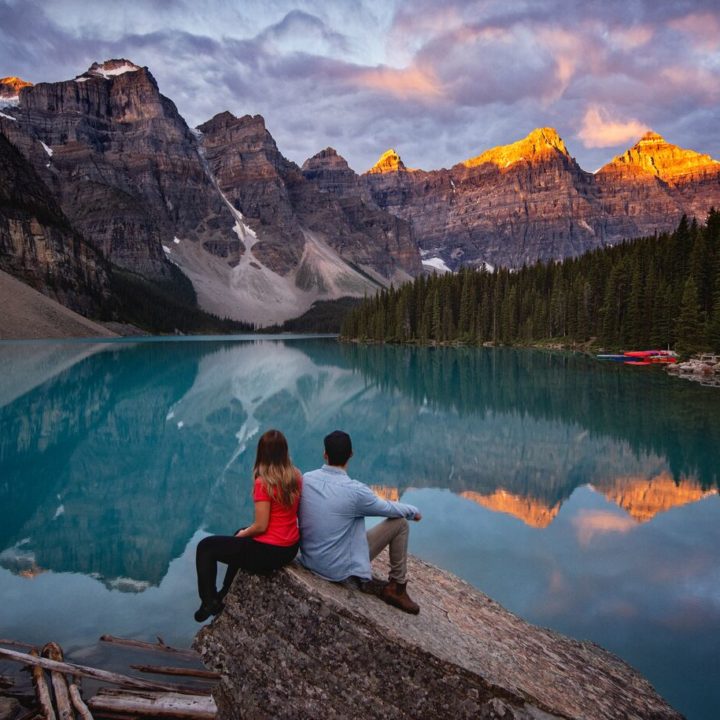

{"left": 298, "top": 464, "right": 420, "bottom": 582}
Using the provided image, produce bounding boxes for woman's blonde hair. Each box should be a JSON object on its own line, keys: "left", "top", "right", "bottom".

{"left": 253, "top": 429, "right": 300, "bottom": 507}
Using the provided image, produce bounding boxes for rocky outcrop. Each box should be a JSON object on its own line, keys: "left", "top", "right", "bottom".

{"left": 0, "top": 132, "right": 109, "bottom": 315}
{"left": 667, "top": 354, "right": 720, "bottom": 386}
{"left": 362, "top": 128, "right": 720, "bottom": 270}
{"left": 195, "top": 556, "right": 682, "bottom": 719}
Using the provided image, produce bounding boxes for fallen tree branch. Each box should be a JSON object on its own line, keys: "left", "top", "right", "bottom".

{"left": 99, "top": 635, "right": 199, "bottom": 660}
{"left": 129, "top": 664, "right": 219, "bottom": 680}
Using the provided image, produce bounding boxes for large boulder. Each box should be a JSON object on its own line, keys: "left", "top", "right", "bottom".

{"left": 195, "top": 555, "right": 682, "bottom": 719}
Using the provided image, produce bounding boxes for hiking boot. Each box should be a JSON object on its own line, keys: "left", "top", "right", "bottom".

{"left": 381, "top": 580, "right": 420, "bottom": 614}
{"left": 193, "top": 595, "right": 224, "bottom": 622}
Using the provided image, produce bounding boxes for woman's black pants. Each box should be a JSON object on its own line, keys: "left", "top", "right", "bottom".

{"left": 196, "top": 535, "right": 299, "bottom": 602}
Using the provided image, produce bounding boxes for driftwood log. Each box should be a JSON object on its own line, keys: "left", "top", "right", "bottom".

{"left": 68, "top": 678, "right": 94, "bottom": 720}
{"left": 88, "top": 688, "right": 216, "bottom": 719}
{"left": 41, "top": 643, "right": 73, "bottom": 720}
{"left": 28, "top": 649, "right": 55, "bottom": 720}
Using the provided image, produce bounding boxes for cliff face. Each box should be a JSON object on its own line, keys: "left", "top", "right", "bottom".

{"left": 0, "top": 133, "right": 108, "bottom": 314}
{"left": 198, "top": 112, "right": 420, "bottom": 280}
{"left": 1, "top": 60, "right": 423, "bottom": 325}
{"left": 595, "top": 131, "right": 720, "bottom": 240}
{"left": 195, "top": 556, "right": 682, "bottom": 720}
{"left": 362, "top": 128, "right": 720, "bottom": 270}
{"left": 0, "top": 60, "right": 236, "bottom": 280}
{"left": 300, "top": 146, "right": 420, "bottom": 278}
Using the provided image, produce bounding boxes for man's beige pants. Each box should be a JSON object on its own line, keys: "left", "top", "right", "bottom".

{"left": 366, "top": 517, "right": 409, "bottom": 583}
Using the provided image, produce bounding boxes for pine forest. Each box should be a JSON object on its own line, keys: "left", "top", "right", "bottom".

{"left": 341, "top": 211, "right": 720, "bottom": 354}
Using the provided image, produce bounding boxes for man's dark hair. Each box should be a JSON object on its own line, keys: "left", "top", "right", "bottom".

{"left": 324, "top": 430, "right": 353, "bottom": 466}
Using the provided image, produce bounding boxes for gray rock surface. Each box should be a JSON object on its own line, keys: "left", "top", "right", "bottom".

{"left": 195, "top": 555, "right": 682, "bottom": 720}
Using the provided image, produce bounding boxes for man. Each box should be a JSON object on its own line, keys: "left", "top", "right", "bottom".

{"left": 299, "top": 430, "right": 422, "bottom": 614}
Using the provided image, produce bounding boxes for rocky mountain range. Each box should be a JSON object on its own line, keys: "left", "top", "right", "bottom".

{"left": 2, "top": 60, "right": 719, "bottom": 327}
{"left": 361, "top": 127, "right": 720, "bottom": 271}
{"left": 0, "top": 61, "right": 418, "bottom": 326}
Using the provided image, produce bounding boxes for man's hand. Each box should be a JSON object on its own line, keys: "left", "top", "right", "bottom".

{"left": 413, "top": 513, "right": 422, "bottom": 521}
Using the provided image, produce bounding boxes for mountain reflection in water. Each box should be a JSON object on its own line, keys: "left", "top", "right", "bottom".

{"left": 1, "top": 338, "right": 718, "bottom": 719}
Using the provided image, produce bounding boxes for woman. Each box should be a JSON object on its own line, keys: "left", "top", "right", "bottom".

{"left": 194, "top": 429, "right": 302, "bottom": 622}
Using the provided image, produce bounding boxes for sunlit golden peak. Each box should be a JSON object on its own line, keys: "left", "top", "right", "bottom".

{"left": 638, "top": 130, "right": 666, "bottom": 144}
{"left": 460, "top": 490, "right": 561, "bottom": 528}
{"left": 0, "top": 76, "right": 33, "bottom": 95}
{"left": 600, "top": 131, "right": 719, "bottom": 181}
{"left": 463, "top": 127, "right": 569, "bottom": 169}
{"left": 367, "top": 148, "right": 408, "bottom": 174}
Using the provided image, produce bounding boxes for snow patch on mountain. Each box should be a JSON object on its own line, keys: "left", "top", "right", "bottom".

{"left": 0, "top": 96, "right": 19, "bottom": 109}
{"left": 40, "top": 141, "right": 53, "bottom": 157}
{"left": 86, "top": 60, "right": 141, "bottom": 79}
{"left": 422, "top": 257, "right": 452, "bottom": 273}
{"left": 0, "top": 109, "right": 17, "bottom": 120}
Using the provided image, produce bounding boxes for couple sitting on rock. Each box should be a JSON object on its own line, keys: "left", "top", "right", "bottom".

{"left": 194, "top": 429, "right": 422, "bottom": 622}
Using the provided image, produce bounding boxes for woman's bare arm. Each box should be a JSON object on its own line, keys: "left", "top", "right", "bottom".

{"left": 235, "top": 501, "right": 271, "bottom": 537}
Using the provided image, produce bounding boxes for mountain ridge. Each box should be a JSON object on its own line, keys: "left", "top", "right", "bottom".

{"left": 2, "top": 57, "right": 720, "bottom": 329}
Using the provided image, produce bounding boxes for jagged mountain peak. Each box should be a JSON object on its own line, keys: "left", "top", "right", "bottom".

{"left": 0, "top": 76, "right": 33, "bottom": 99}
{"left": 367, "top": 148, "right": 408, "bottom": 175}
{"left": 637, "top": 130, "right": 666, "bottom": 144}
{"left": 81, "top": 59, "right": 142, "bottom": 79}
{"left": 463, "top": 127, "right": 570, "bottom": 169}
{"left": 302, "top": 147, "right": 351, "bottom": 172}
{"left": 600, "top": 130, "right": 719, "bottom": 181}
{"left": 197, "top": 111, "right": 267, "bottom": 135}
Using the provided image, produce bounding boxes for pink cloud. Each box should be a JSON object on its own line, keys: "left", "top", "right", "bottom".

{"left": 610, "top": 25, "right": 654, "bottom": 50}
{"left": 659, "top": 66, "right": 720, "bottom": 105}
{"left": 669, "top": 12, "right": 720, "bottom": 51}
{"left": 353, "top": 64, "right": 443, "bottom": 100}
{"left": 578, "top": 105, "right": 650, "bottom": 148}
{"left": 572, "top": 509, "right": 637, "bottom": 546}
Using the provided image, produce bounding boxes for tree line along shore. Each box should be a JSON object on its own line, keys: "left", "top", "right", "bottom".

{"left": 341, "top": 211, "right": 720, "bottom": 355}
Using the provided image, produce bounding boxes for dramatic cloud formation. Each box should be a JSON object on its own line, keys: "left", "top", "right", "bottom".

{"left": 1, "top": 0, "right": 718, "bottom": 172}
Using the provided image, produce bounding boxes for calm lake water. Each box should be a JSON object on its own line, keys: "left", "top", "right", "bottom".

{"left": 1, "top": 336, "right": 718, "bottom": 718}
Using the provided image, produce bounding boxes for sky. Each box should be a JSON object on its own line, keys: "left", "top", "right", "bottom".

{"left": 1, "top": 0, "right": 719, "bottom": 173}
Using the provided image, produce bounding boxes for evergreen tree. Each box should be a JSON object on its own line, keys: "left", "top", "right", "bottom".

{"left": 675, "top": 275, "right": 703, "bottom": 354}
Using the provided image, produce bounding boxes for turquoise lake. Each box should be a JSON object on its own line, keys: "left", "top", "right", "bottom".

{"left": 1, "top": 336, "right": 718, "bottom": 718}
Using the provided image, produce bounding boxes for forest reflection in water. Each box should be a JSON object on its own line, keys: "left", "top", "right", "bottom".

{"left": 0, "top": 337, "right": 718, "bottom": 719}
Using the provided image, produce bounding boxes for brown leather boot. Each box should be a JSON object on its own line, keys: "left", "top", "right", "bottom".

{"left": 381, "top": 580, "right": 420, "bottom": 614}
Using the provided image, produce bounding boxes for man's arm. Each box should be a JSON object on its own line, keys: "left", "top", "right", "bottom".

{"left": 355, "top": 484, "right": 420, "bottom": 519}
